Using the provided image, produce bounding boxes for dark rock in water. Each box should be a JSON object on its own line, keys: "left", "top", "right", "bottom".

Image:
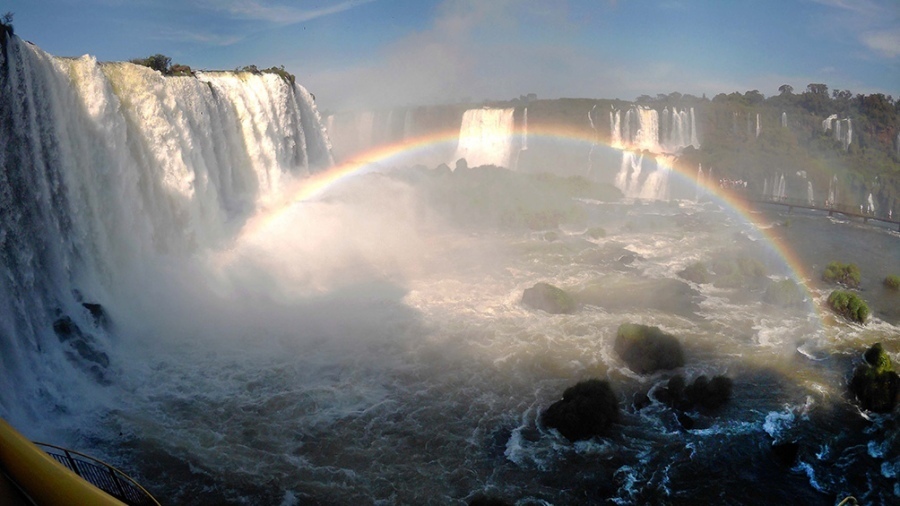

{"left": 614, "top": 323, "right": 684, "bottom": 374}
{"left": 53, "top": 316, "right": 110, "bottom": 383}
{"left": 53, "top": 316, "right": 81, "bottom": 341}
{"left": 618, "top": 253, "right": 637, "bottom": 265}
{"left": 468, "top": 495, "right": 513, "bottom": 506}
{"left": 654, "top": 374, "right": 732, "bottom": 411}
{"left": 82, "top": 302, "right": 110, "bottom": 328}
{"left": 684, "top": 375, "right": 733, "bottom": 410}
{"left": 677, "top": 262, "right": 711, "bottom": 284}
{"left": 711, "top": 254, "right": 768, "bottom": 289}
{"left": 632, "top": 392, "right": 651, "bottom": 411}
{"left": 543, "top": 231, "right": 559, "bottom": 242}
{"left": 522, "top": 282, "right": 576, "bottom": 314}
{"left": 655, "top": 375, "right": 687, "bottom": 407}
{"left": 675, "top": 410, "right": 695, "bottom": 430}
{"left": 542, "top": 379, "right": 619, "bottom": 442}
{"left": 849, "top": 342, "right": 899, "bottom": 413}
{"left": 771, "top": 441, "right": 800, "bottom": 467}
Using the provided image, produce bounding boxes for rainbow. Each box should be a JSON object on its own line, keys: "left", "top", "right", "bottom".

{"left": 244, "top": 122, "right": 827, "bottom": 323}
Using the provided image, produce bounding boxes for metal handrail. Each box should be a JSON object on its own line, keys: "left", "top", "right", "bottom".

{"left": 33, "top": 442, "right": 161, "bottom": 506}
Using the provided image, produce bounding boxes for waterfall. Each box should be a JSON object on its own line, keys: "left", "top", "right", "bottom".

{"left": 776, "top": 174, "right": 786, "bottom": 200}
{"left": 843, "top": 119, "right": 852, "bottom": 151}
{"left": 0, "top": 35, "right": 333, "bottom": 418}
{"left": 781, "top": 112, "right": 787, "bottom": 128}
{"left": 588, "top": 105, "right": 598, "bottom": 173}
{"left": 639, "top": 157, "right": 671, "bottom": 201}
{"left": 696, "top": 164, "right": 704, "bottom": 202}
{"left": 521, "top": 107, "right": 528, "bottom": 151}
{"left": 827, "top": 175, "right": 837, "bottom": 207}
{"left": 823, "top": 114, "right": 837, "bottom": 131}
{"left": 807, "top": 182, "right": 814, "bottom": 205}
{"left": 756, "top": 113, "right": 761, "bottom": 138}
{"left": 609, "top": 107, "right": 622, "bottom": 148}
{"left": 453, "top": 107, "right": 517, "bottom": 169}
{"left": 763, "top": 178, "right": 769, "bottom": 198}
{"left": 689, "top": 107, "right": 699, "bottom": 148}
{"left": 867, "top": 193, "right": 875, "bottom": 214}
{"left": 614, "top": 151, "right": 669, "bottom": 200}
{"left": 403, "top": 108, "right": 414, "bottom": 140}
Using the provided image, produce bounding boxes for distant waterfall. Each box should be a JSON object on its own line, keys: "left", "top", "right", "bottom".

{"left": 823, "top": 114, "right": 852, "bottom": 150}
{"left": 403, "top": 108, "right": 414, "bottom": 139}
{"left": 521, "top": 107, "right": 528, "bottom": 151}
{"left": 696, "top": 164, "right": 704, "bottom": 202}
{"left": 609, "top": 106, "right": 622, "bottom": 148}
{"left": 0, "top": 35, "right": 333, "bottom": 417}
{"left": 781, "top": 112, "right": 787, "bottom": 128}
{"left": 867, "top": 193, "right": 875, "bottom": 214}
{"left": 775, "top": 174, "right": 786, "bottom": 200}
{"left": 807, "top": 182, "right": 814, "bottom": 205}
{"left": 610, "top": 105, "right": 698, "bottom": 153}
{"left": 827, "top": 175, "right": 838, "bottom": 207}
{"left": 453, "top": 107, "right": 518, "bottom": 168}
{"left": 756, "top": 113, "right": 761, "bottom": 138}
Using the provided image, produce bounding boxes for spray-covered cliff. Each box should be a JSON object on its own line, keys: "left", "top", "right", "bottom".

{"left": 0, "top": 34, "right": 333, "bottom": 422}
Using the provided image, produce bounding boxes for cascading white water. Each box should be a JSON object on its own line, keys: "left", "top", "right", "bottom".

{"left": 823, "top": 114, "right": 851, "bottom": 151}
{"left": 827, "top": 175, "right": 837, "bottom": 207}
{"left": 781, "top": 112, "right": 787, "bottom": 128}
{"left": 610, "top": 105, "right": 698, "bottom": 153}
{"left": 807, "top": 182, "right": 814, "bottom": 205}
{"left": 521, "top": 107, "right": 528, "bottom": 151}
{"left": 756, "top": 113, "right": 761, "bottom": 138}
{"left": 867, "top": 193, "right": 875, "bottom": 214}
{"left": 609, "top": 106, "right": 622, "bottom": 148}
{"left": 639, "top": 156, "right": 671, "bottom": 201}
{"left": 775, "top": 174, "right": 786, "bottom": 200}
{"left": 0, "top": 35, "right": 333, "bottom": 423}
{"left": 453, "top": 107, "right": 518, "bottom": 169}
{"left": 613, "top": 151, "right": 669, "bottom": 200}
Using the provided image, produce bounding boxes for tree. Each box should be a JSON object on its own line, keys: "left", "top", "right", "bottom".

{"left": 145, "top": 54, "right": 171, "bottom": 73}
{"left": 807, "top": 83, "right": 828, "bottom": 96}
{"left": 778, "top": 84, "right": 793, "bottom": 96}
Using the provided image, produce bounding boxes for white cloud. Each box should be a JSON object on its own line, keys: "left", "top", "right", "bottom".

{"left": 861, "top": 30, "right": 900, "bottom": 58}
{"left": 201, "top": 0, "right": 377, "bottom": 25}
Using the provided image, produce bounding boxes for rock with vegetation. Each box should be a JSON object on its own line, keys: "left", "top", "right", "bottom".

{"left": 711, "top": 255, "right": 768, "bottom": 289}
{"left": 522, "top": 282, "right": 576, "bottom": 314}
{"left": 826, "top": 290, "right": 869, "bottom": 324}
{"left": 542, "top": 379, "right": 619, "bottom": 442}
{"left": 849, "top": 343, "right": 899, "bottom": 413}
{"left": 884, "top": 275, "right": 900, "bottom": 291}
{"left": 763, "top": 279, "right": 805, "bottom": 306}
{"left": 677, "top": 262, "right": 712, "bottom": 284}
{"left": 614, "top": 323, "right": 684, "bottom": 374}
{"left": 822, "top": 261, "right": 861, "bottom": 288}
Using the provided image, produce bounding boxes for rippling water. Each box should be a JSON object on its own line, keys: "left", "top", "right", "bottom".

{"left": 82, "top": 178, "right": 897, "bottom": 505}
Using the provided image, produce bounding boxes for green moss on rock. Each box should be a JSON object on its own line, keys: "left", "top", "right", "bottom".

{"left": 849, "top": 343, "right": 899, "bottom": 413}
{"left": 884, "top": 274, "right": 900, "bottom": 290}
{"left": 826, "top": 290, "right": 869, "bottom": 324}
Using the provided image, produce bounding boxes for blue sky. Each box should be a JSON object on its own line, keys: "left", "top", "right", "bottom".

{"left": 4, "top": 0, "right": 898, "bottom": 111}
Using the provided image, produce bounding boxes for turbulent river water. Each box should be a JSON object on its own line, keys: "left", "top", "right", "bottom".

{"left": 79, "top": 175, "right": 898, "bottom": 505}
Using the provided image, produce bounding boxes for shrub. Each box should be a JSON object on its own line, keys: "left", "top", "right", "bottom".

{"left": 822, "top": 261, "right": 861, "bottom": 288}
{"left": 884, "top": 275, "right": 900, "bottom": 290}
{"left": 826, "top": 290, "right": 869, "bottom": 323}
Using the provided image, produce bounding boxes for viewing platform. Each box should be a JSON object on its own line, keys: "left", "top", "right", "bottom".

{"left": 731, "top": 192, "right": 900, "bottom": 231}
